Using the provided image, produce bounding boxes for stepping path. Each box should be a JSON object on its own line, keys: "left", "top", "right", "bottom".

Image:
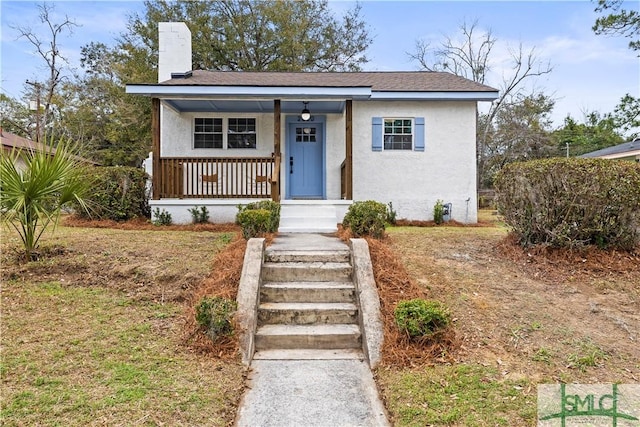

{"left": 234, "top": 233, "right": 390, "bottom": 426}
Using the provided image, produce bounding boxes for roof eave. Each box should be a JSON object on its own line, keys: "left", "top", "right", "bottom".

{"left": 370, "top": 91, "right": 500, "bottom": 101}
{"left": 126, "top": 84, "right": 499, "bottom": 101}
{"left": 126, "top": 84, "right": 372, "bottom": 99}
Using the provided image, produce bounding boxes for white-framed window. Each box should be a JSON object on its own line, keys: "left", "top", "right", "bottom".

{"left": 383, "top": 118, "right": 413, "bottom": 150}
{"left": 194, "top": 118, "right": 223, "bottom": 148}
{"left": 194, "top": 117, "right": 257, "bottom": 149}
{"left": 227, "top": 118, "right": 257, "bottom": 149}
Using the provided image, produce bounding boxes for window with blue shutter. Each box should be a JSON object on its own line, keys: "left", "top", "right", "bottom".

{"left": 373, "top": 117, "right": 425, "bottom": 151}
{"left": 372, "top": 117, "right": 383, "bottom": 151}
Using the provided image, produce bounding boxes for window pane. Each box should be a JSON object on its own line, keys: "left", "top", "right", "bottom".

{"left": 228, "top": 118, "right": 257, "bottom": 148}
{"left": 228, "top": 134, "right": 256, "bottom": 149}
{"left": 382, "top": 117, "right": 413, "bottom": 150}
{"left": 194, "top": 118, "right": 222, "bottom": 148}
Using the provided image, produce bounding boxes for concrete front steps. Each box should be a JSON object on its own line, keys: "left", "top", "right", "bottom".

{"left": 253, "top": 241, "right": 364, "bottom": 361}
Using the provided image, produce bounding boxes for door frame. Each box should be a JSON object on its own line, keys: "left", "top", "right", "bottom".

{"left": 284, "top": 115, "right": 326, "bottom": 200}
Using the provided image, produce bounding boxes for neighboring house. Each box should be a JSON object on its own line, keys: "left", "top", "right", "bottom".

{"left": 127, "top": 23, "right": 499, "bottom": 230}
{"left": 579, "top": 138, "right": 640, "bottom": 161}
{"left": 1, "top": 129, "right": 54, "bottom": 172}
{"left": 1, "top": 129, "right": 99, "bottom": 171}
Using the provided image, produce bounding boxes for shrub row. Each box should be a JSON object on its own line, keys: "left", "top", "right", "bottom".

{"left": 75, "top": 166, "right": 150, "bottom": 221}
{"left": 494, "top": 158, "right": 640, "bottom": 250}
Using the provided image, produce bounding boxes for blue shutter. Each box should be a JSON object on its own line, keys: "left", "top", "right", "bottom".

{"left": 414, "top": 117, "right": 425, "bottom": 152}
{"left": 372, "top": 117, "right": 383, "bottom": 152}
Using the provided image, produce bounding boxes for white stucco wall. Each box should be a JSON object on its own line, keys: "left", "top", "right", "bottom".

{"left": 160, "top": 108, "right": 275, "bottom": 157}
{"left": 158, "top": 100, "right": 479, "bottom": 223}
{"left": 351, "top": 100, "right": 478, "bottom": 223}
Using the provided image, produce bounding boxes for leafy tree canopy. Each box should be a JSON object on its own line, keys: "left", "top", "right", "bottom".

{"left": 593, "top": 0, "right": 640, "bottom": 52}
{"left": 552, "top": 111, "right": 625, "bottom": 157}
{"left": 121, "top": 0, "right": 372, "bottom": 74}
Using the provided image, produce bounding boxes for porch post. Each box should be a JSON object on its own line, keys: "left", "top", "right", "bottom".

{"left": 345, "top": 99, "right": 353, "bottom": 200}
{"left": 152, "top": 97, "right": 161, "bottom": 200}
{"left": 272, "top": 99, "right": 281, "bottom": 202}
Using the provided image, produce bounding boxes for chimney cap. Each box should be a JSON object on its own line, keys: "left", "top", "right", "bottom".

{"left": 170, "top": 71, "right": 193, "bottom": 79}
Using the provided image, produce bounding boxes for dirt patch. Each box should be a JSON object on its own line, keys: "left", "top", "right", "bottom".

{"left": 63, "top": 215, "right": 241, "bottom": 233}
{"left": 387, "top": 226, "right": 640, "bottom": 382}
{"left": 2, "top": 224, "right": 237, "bottom": 304}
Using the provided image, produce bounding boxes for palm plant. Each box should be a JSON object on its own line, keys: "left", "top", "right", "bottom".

{"left": 0, "top": 135, "right": 91, "bottom": 261}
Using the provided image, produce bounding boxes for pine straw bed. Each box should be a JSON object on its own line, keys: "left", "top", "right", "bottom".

{"left": 182, "top": 227, "right": 461, "bottom": 368}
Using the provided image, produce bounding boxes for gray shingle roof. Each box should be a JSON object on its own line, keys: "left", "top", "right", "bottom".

{"left": 579, "top": 139, "right": 640, "bottom": 158}
{"left": 160, "top": 70, "right": 498, "bottom": 93}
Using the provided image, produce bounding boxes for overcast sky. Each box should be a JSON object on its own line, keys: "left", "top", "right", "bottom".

{"left": 1, "top": 0, "right": 638, "bottom": 129}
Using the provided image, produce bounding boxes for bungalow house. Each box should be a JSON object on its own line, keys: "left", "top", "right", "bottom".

{"left": 126, "top": 23, "right": 499, "bottom": 231}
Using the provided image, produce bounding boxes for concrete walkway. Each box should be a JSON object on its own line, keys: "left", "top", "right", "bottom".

{"left": 235, "top": 359, "right": 389, "bottom": 427}
{"left": 234, "top": 234, "right": 390, "bottom": 427}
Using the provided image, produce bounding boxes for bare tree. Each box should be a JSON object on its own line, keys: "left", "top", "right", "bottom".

{"left": 409, "top": 21, "right": 553, "bottom": 188}
{"left": 408, "top": 21, "right": 495, "bottom": 84}
{"left": 12, "top": 2, "right": 78, "bottom": 141}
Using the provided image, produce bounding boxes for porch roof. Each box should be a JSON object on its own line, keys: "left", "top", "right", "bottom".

{"left": 126, "top": 70, "right": 500, "bottom": 106}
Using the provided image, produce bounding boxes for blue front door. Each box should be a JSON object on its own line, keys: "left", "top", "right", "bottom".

{"left": 288, "top": 122, "right": 324, "bottom": 199}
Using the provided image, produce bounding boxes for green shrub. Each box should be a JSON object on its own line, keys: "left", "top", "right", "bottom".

{"left": 74, "top": 166, "right": 150, "bottom": 221}
{"left": 237, "top": 200, "right": 280, "bottom": 233}
{"left": 343, "top": 200, "right": 388, "bottom": 238}
{"left": 152, "top": 208, "right": 172, "bottom": 226}
{"left": 494, "top": 158, "right": 640, "bottom": 250}
{"left": 195, "top": 296, "right": 237, "bottom": 341}
{"left": 236, "top": 208, "right": 271, "bottom": 239}
{"left": 188, "top": 205, "right": 210, "bottom": 224}
{"left": 387, "top": 202, "right": 397, "bottom": 225}
{"left": 394, "top": 299, "right": 451, "bottom": 338}
{"left": 433, "top": 199, "right": 445, "bottom": 225}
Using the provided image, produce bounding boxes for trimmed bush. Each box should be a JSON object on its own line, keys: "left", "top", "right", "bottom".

{"left": 394, "top": 299, "right": 451, "bottom": 338}
{"left": 195, "top": 296, "right": 237, "bottom": 341}
{"left": 237, "top": 200, "right": 280, "bottom": 234}
{"left": 433, "top": 199, "right": 445, "bottom": 225}
{"left": 236, "top": 208, "right": 271, "bottom": 239}
{"left": 188, "top": 205, "right": 210, "bottom": 224}
{"left": 343, "top": 200, "right": 388, "bottom": 238}
{"left": 74, "top": 166, "right": 150, "bottom": 221}
{"left": 152, "top": 208, "right": 172, "bottom": 226}
{"left": 494, "top": 158, "right": 640, "bottom": 250}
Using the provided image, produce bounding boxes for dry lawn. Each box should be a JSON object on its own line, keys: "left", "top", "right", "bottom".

{"left": 376, "top": 213, "right": 640, "bottom": 425}
{"left": 3, "top": 213, "right": 638, "bottom": 426}
{"left": 1, "top": 221, "right": 246, "bottom": 426}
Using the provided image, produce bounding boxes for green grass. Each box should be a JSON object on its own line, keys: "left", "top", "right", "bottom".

{"left": 1, "top": 280, "right": 244, "bottom": 426}
{"left": 378, "top": 364, "right": 536, "bottom": 426}
{"left": 566, "top": 338, "right": 608, "bottom": 372}
{"left": 1, "top": 224, "right": 245, "bottom": 426}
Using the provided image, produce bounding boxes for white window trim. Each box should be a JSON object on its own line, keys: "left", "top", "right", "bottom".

{"left": 193, "top": 117, "right": 223, "bottom": 149}
{"left": 383, "top": 117, "right": 414, "bottom": 151}
{"left": 193, "top": 116, "right": 259, "bottom": 150}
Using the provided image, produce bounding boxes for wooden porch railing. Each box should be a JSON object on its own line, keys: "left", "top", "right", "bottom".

{"left": 340, "top": 159, "right": 346, "bottom": 200}
{"left": 158, "top": 157, "right": 278, "bottom": 199}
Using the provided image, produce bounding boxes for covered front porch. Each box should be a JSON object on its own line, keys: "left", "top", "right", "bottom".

{"left": 145, "top": 97, "right": 356, "bottom": 226}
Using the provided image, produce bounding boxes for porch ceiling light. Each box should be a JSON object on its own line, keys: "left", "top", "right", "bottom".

{"left": 301, "top": 101, "right": 311, "bottom": 121}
